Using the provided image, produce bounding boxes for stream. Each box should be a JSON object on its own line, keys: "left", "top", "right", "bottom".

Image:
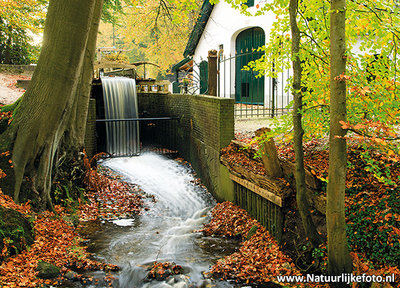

{"left": 71, "top": 153, "right": 240, "bottom": 288}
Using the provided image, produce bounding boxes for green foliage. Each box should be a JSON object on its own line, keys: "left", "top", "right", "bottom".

{"left": 52, "top": 152, "right": 87, "bottom": 209}
{"left": 53, "top": 183, "right": 85, "bottom": 208}
{"left": 1, "top": 97, "right": 23, "bottom": 113}
{"left": 242, "top": 0, "right": 400, "bottom": 185}
{"left": 0, "top": 0, "right": 46, "bottom": 64}
{"left": 102, "top": 0, "right": 125, "bottom": 24}
{"left": 246, "top": 225, "right": 258, "bottom": 239}
{"left": 0, "top": 28, "right": 41, "bottom": 65}
{"left": 346, "top": 187, "right": 400, "bottom": 267}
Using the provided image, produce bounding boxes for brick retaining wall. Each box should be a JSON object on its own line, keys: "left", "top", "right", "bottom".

{"left": 138, "top": 93, "right": 235, "bottom": 201}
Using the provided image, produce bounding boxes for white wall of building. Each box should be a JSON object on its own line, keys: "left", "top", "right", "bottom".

{"left": 191, "top": 0, "right": 292, "bottom": 110}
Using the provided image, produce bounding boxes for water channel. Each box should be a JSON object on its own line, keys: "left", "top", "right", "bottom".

{"left": 75, "top": 153, "right": 239, "bottom": 288}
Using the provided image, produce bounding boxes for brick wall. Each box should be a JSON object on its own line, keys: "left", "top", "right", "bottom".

{"left": 84, "top": 99, "right": 96, "bottom": 158}
{"left": 138, "top": 93, "right": 235, "bottom": 201}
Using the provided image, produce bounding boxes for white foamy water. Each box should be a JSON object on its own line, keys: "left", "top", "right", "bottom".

{"left": 97, "top": 153, "right": 235, "bottom": 288}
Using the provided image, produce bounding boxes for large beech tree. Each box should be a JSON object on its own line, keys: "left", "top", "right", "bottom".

{"left": 0, "top": 0, "right": 104, "bottom": 209}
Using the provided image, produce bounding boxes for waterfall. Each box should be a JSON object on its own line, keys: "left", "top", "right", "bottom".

{"left": 101, "top": 76, "right": 140, "bottom": 156}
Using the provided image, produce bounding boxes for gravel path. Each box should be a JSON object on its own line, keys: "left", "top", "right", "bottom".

{"left": 0, "top": 73, "right": 27, "bottom": 105}
{"left": 234, "top": 118, "right": 274, "bottom": 139}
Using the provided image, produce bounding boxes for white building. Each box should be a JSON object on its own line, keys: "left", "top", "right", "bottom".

{"left": 180, "top": 0, "right": 292, "bottom": 116}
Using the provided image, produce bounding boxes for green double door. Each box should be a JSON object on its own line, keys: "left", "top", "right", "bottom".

{"left": 235, "top": 27, "right": 265, "bottom": 104}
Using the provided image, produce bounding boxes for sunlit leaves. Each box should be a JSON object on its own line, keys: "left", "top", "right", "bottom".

{"left": 0, "top": 0, "right": 46, "bottom": 64}
{"left": 244, "top": 0, "right": 399, "bottom": 139}
{"left": 98, "top": 0, "right": 203, "bottom": 72}
{"left": 0, "top": 0, "right": 47, "bottom": 34}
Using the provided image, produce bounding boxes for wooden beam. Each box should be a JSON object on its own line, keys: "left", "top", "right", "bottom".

{"left": 207, "top": 49, "right": 218, "bottom": 96}
{"left": 230, "top": 173, "right": 283, "bottom": 207}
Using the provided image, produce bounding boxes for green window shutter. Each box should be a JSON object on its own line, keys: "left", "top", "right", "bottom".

{"left": 172, "top": 82, "right": 180, "bottom": 93}
{"left": 244, "top": 0, "right": 254, "bottom": 7}
{"left": 200, "top": 61, "right": 208, "bottom": 94}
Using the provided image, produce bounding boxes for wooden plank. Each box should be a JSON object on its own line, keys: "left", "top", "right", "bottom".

{"left": 230, "top": 174, "right": 283, "bottom": 207}
{"left": 221, "top": 156, "right": 292, "bottom": 200}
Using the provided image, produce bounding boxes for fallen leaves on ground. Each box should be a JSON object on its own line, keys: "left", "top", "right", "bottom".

{"left": 221, "top": 144, "right": 266, "bottom": 176}
{"left": 226, "top": 136, "right": 400, "bottom": 285}
{"left": 0, "top": 193, "right": 118, "bottom": 287}
{"left": 202, "top": 201, "right": 258, "bottom": 238}
{"left": 202, "top": 202, "right": 328, "bottom": 287}
{"left": 79, "top": 158, "right": 148, "bottom": 221}
{"left": 350, "top": 252, "right": 400, "bottom": 288}
{"left": 0, "top": 190, "right": 31, "bottom": 215}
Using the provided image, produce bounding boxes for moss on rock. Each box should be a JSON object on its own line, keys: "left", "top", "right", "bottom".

{"left": 36, "top": 260, "right": 60, "bottom": 279}
{"left": 0, "top": 206, "right": 34, "bottom": 262}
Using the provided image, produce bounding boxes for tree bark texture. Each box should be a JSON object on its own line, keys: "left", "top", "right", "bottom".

{"left": 289, "top": 0, "right": 322, "bottom": 247}
{"left": 327, "top": 0, "right": 353, "bottom": 280}
{"left": 254, "top": 128, "right": 283, "bottom": 178}
{"left": 62, "top": 0, "right": 104, "bottom": 155}
{"left": 3, "top": 0, "right": 97, "bottom": 208}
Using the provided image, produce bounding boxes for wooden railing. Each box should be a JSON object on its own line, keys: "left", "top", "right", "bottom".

{"left": 231, "top": 174, "right": 283, "bottom": 243}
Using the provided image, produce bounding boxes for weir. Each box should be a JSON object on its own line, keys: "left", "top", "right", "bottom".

{"left": 83, "top": 79, "right": 239, "bottom": 286}
{"left": 101, "top": 76, "right": 140, "bottom": 156}
{"left": 92, "top": 76, "right": 179, "bottom": 157}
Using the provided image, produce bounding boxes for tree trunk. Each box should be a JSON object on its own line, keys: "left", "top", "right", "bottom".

{"left": 289, "top": 0, "right": 322, "bottom": 247}
{"left": 2, "top": 0, "right": 97, "bottom": 209}
{"left": 54, "top": 0, "right": 104, "bottom": 192}
{"left": 327, "top": 0, "right": 353, "bottom": 282}
{"left": 255, "top": 128, "right": 283, "bottom": 178}
{"left": 62, "top": 0, "right": 104, "bottom": 155}
{"left": 4, "top": 26, "right": 12, "bottom": 64}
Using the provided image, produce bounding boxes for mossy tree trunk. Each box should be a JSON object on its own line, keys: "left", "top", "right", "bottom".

{"left": 327, "top": 0, "right": 353, "bottom": 282}
{"left": 289, "top": 0, "right": 322, "bottom": 247}
{"left": 0, "top": 0, "right": 99, "bottom": 209}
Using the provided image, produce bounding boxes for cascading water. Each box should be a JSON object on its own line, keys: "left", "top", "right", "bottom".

{"left": 101, "top": 76, "right": 139, "bottom": 156}
{"left": 83, "top": 154, "right": 238, "bottom": 288}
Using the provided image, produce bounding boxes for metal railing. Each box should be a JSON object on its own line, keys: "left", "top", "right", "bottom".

{"left": 218, "top": 51, "right": 293, "bottom": 119}
{"left": 96, "top": 117, "right": 179, "bottom": 157}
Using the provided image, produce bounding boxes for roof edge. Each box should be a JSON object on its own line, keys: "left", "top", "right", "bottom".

{"left": 171, "top": 57, "right": 192, "bottom": 72}
{"left": 183, "top": 0, "right": 214, "bottom": 58}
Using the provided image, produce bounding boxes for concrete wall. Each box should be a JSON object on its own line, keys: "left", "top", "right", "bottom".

{"left": 0, "top": 64, "right": 35, "bottom": 76}
{"left": 138, "top": 92, "right": 235, "bottom": 202}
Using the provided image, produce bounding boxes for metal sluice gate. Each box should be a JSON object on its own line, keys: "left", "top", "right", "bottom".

{"left": 96, "top": 117, "right": 179, "bottom": 157}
